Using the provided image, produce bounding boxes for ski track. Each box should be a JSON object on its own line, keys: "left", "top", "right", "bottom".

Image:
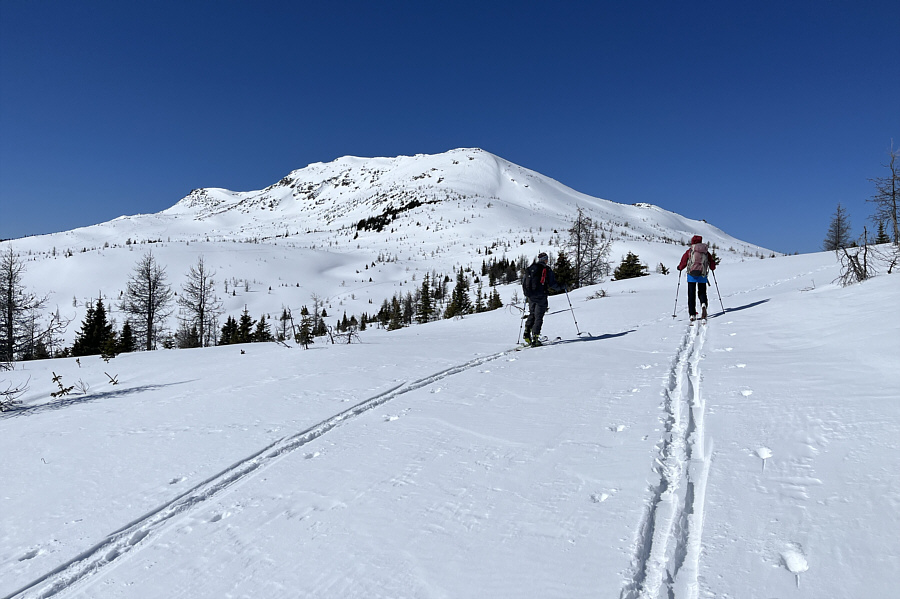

{"left": 3, "top": 348, "right": 521, "bottom": 599}
{"left": 621, "top": 323, "right": 713, "bottom": 599}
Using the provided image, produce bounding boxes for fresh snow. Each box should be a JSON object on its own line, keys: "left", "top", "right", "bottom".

{"left": 2, "top": 149, "right": 898, "bottom": 598}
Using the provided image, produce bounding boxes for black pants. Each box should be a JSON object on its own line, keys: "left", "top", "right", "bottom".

{"left": 524, "top": 296, "right": 549, "bottom": 336}
{"left": 687, "top": 282, "right": 708, "bottom": 316}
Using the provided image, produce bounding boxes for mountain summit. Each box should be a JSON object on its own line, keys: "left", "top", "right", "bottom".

{"left": 155, "top": 148, "right": 761, "bottom": 255}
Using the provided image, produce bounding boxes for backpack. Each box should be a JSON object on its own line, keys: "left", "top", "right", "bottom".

{"left": 522, "top": 263, "right": 547, "bottom": 297}
{"left": 688, "top": 243, "right": 709, "bottom": 277}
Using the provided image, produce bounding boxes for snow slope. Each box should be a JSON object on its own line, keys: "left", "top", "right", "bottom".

{"left": 2, "top": 249, "right": 898, "bottom": 598}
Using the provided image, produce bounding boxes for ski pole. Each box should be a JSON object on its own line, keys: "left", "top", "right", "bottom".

{"left": 562, "top": 286, "right": 583, "bottom": 336}
{"left": 672, "top": 270, "right": 682, "bottom": 318}
{"left": 517, "top": 297, "right": 527, "bottom": 344}
{"left": 711, "top": 268, "right": 725, "bottom": 314}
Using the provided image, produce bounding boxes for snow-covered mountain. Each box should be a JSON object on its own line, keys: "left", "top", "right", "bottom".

{"left": 7, "top": 148, "right": 770, "bottom": 347}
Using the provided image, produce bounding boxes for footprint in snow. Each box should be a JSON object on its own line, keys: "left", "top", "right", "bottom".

{"left": 590, "top": 489, "right": 618, "bottom": 503}
{"left": 304, "top": 451, "right": 320, "bottom": 459}
{"left": 736, "top": 363, "right": 747, "bottom": 368}
{"left": 609, "top": 424, "right": 627, "bottom": 432}
{"left": 169, "top": 476, "right": 186, "bottom": 485}
{"left": 741, "top": 389, "right": 753, "bottom": 397}
{"left": 209, "top": 511, "right": 231, "bottom": 523}
{"left": 384, "top": 415, "right": 400, "bottom": 422}
{"left": 19, "top": 548, "right": 41, "bottom": 561}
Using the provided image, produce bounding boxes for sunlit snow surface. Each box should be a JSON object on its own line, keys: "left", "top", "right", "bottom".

{"left": 2, "top": 150, "right": 898, "bottom": 597}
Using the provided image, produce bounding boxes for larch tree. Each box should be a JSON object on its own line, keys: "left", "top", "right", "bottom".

{"left": 566, "top": 207, "right": 611, "bottom": 287}
{"left": 823, "top": 203, "right": 853, "bottom": 251}
{"left": 177, "top": 256, "right": 223, "bottom": 347}
{"left": 120, "top": 252, "right": 174, "bottom": 351}
{"left": 867, "top": 144, "right": 899, "bottom": 245}
{"left": 1, "top": 245, "right": 68, "bottom": 364}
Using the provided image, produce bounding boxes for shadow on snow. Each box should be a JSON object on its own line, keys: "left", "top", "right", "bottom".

{"left": 0, "top": 380, "right": 194, "bottom": 419}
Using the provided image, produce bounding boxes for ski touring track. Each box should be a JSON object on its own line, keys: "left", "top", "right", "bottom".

{"left": 621, "top": 323, "right": 714, "bottom": 599}
{"left": 4, "top": 347, "right": 522, "bottom": 599}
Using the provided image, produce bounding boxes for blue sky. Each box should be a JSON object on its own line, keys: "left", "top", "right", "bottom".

{"left": 1, "top": 1, "right": 897, "bottom": 253}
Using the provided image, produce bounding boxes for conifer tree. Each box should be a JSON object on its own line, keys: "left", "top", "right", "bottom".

{"left": 253, "top": 314, "right": 273, "bottom": 342}
{"left": 553, "top": 252, "right": 576, "bottom": 290}
{"left": 1, "top": 246, "right": 66, "bottom": 363}
{"left": 72, "top": 298, "right": 114, "bottom": 357}
{"left": 444, "top": 268, "right": 472, "bottom": 318}
{"left": 474, "top": 284, "right": 485, "bottom": 313}
{"left": 875, "top": 220, "right": 891, "bottom": 244}
{"left": 237, "top": 307, "right": 255, "bottom": 343}
{"left": 297, "top": 313, "right": 313, "bottom": 348}
{"left": 566, "top": 207, "right": 611, "bottom": 287}
{"left": 120, "top": 252, "right": 173, "bottom": 351}
{"left": 119, "top": 321, "right": 135, "bottom": 353}
{"left": 277, "top": 308, "right": 292, "bottom": 342}
{"left": 613, "top": 252, "right": 649, "bottom": 280}
{"left": 867, "top": 144, "right": 899, "bottom": 244}
{"left": 177, "top": 256, "right": 223, "bottom": 348}
{"left": 416, "top": 273, "right": 433, "bottom": 324}
{"left": 402, "top": 292, "right": 415, "bottom": 325}
{"left": 176, "top": 323, "right": 201, "bottom": 348}
{"left": 388, "top": 296, "right": 403, "bottom": 330}
{"left": 377, "top": 299, "right": 390, "bottom": 328}
{"left": 488, "top": 288, "right": 503, "bottom": 311}
{"left": 219, "top": 316, "right": 239, "bottom": 345}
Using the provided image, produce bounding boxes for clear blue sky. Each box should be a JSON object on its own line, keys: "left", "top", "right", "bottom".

{"left": 1, "top": 1, "right": 897, "bottom": 253}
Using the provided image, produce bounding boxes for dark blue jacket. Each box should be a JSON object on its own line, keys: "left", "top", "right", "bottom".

{"left": 522, "top": 262, "right": 564, "bottom": 299}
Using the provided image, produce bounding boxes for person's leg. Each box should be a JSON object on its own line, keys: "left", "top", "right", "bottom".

{"left": 699, "top": 283, "right": 708, "bottom": 318}
{"left": 524, "top": 299, "right": 536, "bottom": 338}
{"left": 532, "top": 298, "right": 549, "bottom": 337}
{"left": 687, "top": 281, "right": 697, "bottom": 317}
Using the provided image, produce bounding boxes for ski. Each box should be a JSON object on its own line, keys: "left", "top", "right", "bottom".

{"left": 515, "top": 336, "right": 562, "bottom": 350}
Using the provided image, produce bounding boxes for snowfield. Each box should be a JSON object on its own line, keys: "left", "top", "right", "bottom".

{"left": 2, "top": 250, "right": 898, "bottom": 598}
{"left": 2, "top": 149, "right": 897, "bottom": 597}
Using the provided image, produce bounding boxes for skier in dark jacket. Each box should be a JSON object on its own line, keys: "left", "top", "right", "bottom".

{"left": 677, "top": 235, "right": 716, "bottom": 321}
{"left": 522, "top": 252, "right": 565, "bottom": 346}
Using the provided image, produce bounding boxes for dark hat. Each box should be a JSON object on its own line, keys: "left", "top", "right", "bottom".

{"left": 691, "top": 235, "right": 703, "bottom": 244}
{"left": 537, "top": 252, "right": 549, "bottom": 264}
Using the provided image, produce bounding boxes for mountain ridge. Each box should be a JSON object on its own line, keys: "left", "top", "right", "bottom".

{"left": 6, "top": 147, "right": 773, "bottom": 347}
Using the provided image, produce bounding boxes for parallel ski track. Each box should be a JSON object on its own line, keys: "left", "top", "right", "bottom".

{"left": 621, "top": 323, "right": 713, "bottom": 599}
{"left": 4, "top": 347, "right": 521, "bottom": 599}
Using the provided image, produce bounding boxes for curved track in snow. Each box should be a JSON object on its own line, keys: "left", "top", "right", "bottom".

{"left": 4, "top": 348, "right": 520, "bottom": 599}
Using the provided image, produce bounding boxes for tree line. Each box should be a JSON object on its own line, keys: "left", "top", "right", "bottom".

{"left": 2, "top": 201, "right": 679, "bottom": 370}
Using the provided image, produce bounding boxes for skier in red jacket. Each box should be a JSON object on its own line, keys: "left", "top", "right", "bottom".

{"left": 677, "top": 235, "right": 716, "bottom": 321}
